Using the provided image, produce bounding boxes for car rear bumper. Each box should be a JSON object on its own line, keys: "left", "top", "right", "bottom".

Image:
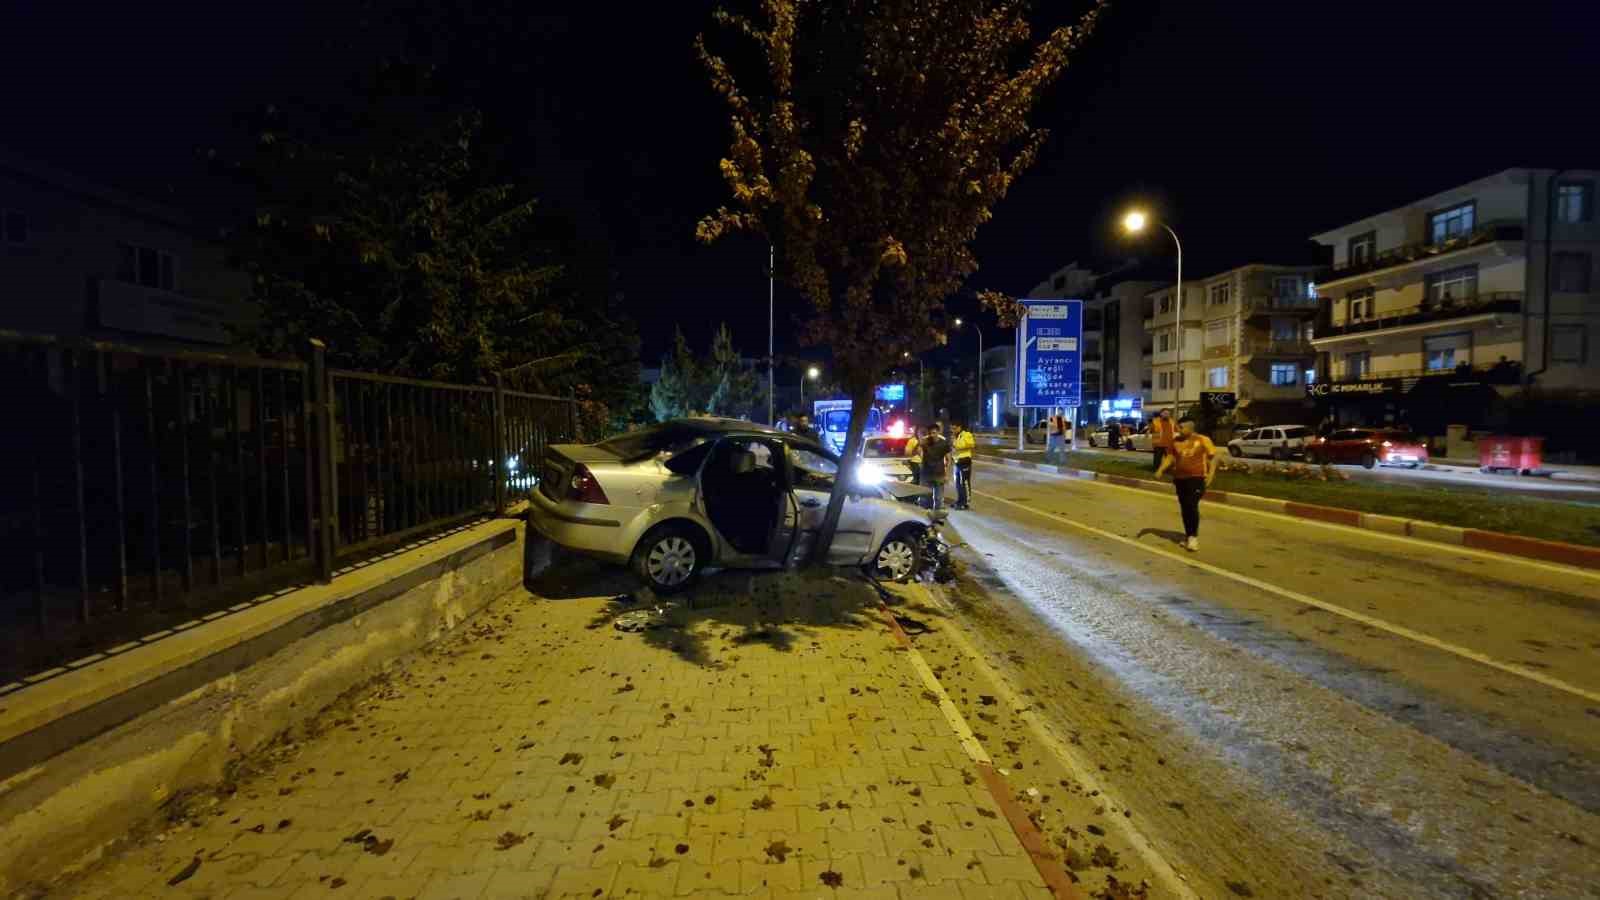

{"left": 527, "top": 487, "right": 630, "bottom": 561}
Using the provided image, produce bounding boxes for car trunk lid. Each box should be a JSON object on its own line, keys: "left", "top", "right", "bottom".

{"left": 540, "top": 443, "right": 619, "bottom": 501}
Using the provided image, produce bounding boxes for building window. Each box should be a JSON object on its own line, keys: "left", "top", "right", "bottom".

{"left": 1180, "top": 370, "right": 1186, "bottom": 388}
{"left": 1347, "top": 288, "right": 1375, "bottom": 322}
{"left": 1348, "top": 231, "right": 1376, "bottom": 264}
{"left": 1424, "top": 265, "right": 1477, "bottom": 306}
{"left": 1205, "top": 321, "right": 1229, "bottom": 348}
{"left": 1208, "top": 283, "right": 1231, "bottom": 306}
{"left": 1552, "top": 325, "right": 1587, "bottom": 363}
{"left": 1270, "top": 363, "right": 1298, "bottom": 386}
{"left": 1423, "top": 334, "right": 1465, "bottom": 371}
{"left": 1554, "top": 252, "right": 1592, "bottom": 292}
{"left": 1158, "top": 333, "right": 1170, "bottom": 352}
{"left": 1344, "top": 352, "right": 1370, "bottom": 379}
{"left": 1159, "top": 296, "right": 1171, "bottom": 314}
{"left": 117, "top": 243, "right": 179, "bottom": 291}
{"left": 1158, "top": 372, "right": 1169, "bottom": 390}
{"left": 1272, "top": 276, "right": 1300, "bottom": 299}
{"left": 1429, "top": 202, "right": 1475, "bottom": 244}
{"left": 1271, "top": 318, "right": 1298, "bottom": 341}
{"left": 1557, "top": 182, "right": 1593, "bottom": 224}
{"left": 1304, "top": 369, "right": 1317, "bottom": 385}
{"left": 1207, "top": 366, "right": 1228, "bottom": 388}
{"left": 3, "top": 209, "right": 27, "bottom": 244}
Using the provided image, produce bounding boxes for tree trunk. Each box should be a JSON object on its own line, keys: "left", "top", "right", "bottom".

{"left": 812, "top": 383, "right": 874, "bottom": 563}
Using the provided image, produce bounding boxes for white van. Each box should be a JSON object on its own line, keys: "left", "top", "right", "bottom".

{"left": 1227, "top": 425, "right": 1312, "bottom": 460}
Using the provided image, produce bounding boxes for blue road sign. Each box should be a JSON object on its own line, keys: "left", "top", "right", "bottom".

{"left": 1015, "top": 299, "right": 1083, "bottom": 408}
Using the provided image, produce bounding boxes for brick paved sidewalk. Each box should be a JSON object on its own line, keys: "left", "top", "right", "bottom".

{"left": 56, "top": 562, "right": 1052, "bottom": 900}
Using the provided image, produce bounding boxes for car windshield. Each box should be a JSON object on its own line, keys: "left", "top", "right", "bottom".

{"left": 788, "top": 446, "right": 838, "bottom": 490}
{"left": 864, "top": 437, "right": 909, "bottom": 458}
{"left": 596, "top": 424, "right": 703, "bottom": 461}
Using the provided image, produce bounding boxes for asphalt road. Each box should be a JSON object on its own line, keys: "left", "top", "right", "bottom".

{"left": 938, "top": 460, "right": 1600, "bottom": 899}
{"left": 976, "top": 434, "right": 1600, "bottom": 501}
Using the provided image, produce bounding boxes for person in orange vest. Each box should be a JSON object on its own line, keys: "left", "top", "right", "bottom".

{"left": 1150, "top": 408, "right": 1176, "bottom": 472}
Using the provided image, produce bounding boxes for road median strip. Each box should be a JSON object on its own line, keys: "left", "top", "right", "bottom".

{"left": 977, "top": 453, "right": 1600, "bottom": 572}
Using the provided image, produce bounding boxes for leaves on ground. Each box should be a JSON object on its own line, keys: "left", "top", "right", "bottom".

{"left": 819, "top": 870, "right": 844, "bottom": 887}
{"left": 764, "top": 840, "right": 791, "bottom": 862}
{"left": 1225, "top": 880, "right": 1255, "bottom": 897}
{"left": 1091, "top": 844, "right": 1120, "bottom": 869}
{"left": 559, "top": 752, "right": 583, "bottom": 765}
{"left": 495, "top": 831, "right": 528, "bottom": 851}
{"left": 593, "top": 773, "right": 616, "bottom": 789}
{"left": 606, "top": 814, "right": 627, "bottom": 831}
{"left": 675, "top": 843, "right": 690, "bottom": 855}
{"left": 166, "top": 857, "right": 201, "bottom": 886}
{"left": 751, "top": 794, "right": 775, "bottom": 810}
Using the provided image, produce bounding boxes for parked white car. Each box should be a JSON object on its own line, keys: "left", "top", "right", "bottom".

{"left": 1227, "top": 425, "right": 1313, "bottom": 460}
{"left": 1088, "top": 425, "right": 1154, "bottom": 451}
{"left": 528, "top": 419, "right": 937, "bottom": 593}
{"left": 860, "top": 435, "right": 917, "bottom": 483}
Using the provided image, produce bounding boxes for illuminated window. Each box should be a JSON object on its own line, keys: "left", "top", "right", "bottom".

{"left": 1347, "top": 289, "right": 1375, "bottom": 322}
{"left": 1272, "top": 277, "right": 1299, "bottom": 300}
{"left": 1424, "top": 266, "right": 1477, "bottom": 305}
{"left": 1270, "top": 364, "right": 1298, "bottom": 386}
{"left": 1344, "top": 352, "right": 1370, "bottom": 379}
{"left": 1429, "top": 202, "right": 1475, "bottom": 244}
{"left": 1207, "top": 366, "right": 1228, "bottom": 388}
{"left": 1557, "top": 182, "right": 1593, "bottom": 224}
{"left": 1423, "top": 334, "right": 1463, "bottom": 371}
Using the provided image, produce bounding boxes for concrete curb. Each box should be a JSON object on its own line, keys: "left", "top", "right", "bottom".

{"left": 978, "top": 455, "right": 1600, "bottom": 571}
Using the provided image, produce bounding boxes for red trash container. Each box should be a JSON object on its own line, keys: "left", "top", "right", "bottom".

{"left": 1479, "top": 435, "right": 1544, "bottom": 475}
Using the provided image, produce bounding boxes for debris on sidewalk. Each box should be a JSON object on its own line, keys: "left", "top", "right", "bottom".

{"left": 612, "top": 601, "right": 680, "bottom": 632}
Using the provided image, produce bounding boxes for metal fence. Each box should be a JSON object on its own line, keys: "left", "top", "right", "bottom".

{"left": 1, "top": 332, "right": 576, "bottom": 681}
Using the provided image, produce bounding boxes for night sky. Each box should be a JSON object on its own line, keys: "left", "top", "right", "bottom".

{"left": 6, "top": 1, "right": 1595, "bottom": 367}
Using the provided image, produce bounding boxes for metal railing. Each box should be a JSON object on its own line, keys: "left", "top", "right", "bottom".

{"left": 1241, "top": 337, "right": 1316, "bottom": 356}
{"left": 1241, "top": 294, "right": 1321, "bottom": 314}
{"left": 1325, "top": 222, "right": 1524, "bottom": 281}
{"left": 1319, "top": 292, "right": 1522, "bottom": 337}
{"left": 1324, "top": 360, "right": 1524, "bottom": 384}
{"left": 1, "top": 332, "right": 576, "bottom": 681}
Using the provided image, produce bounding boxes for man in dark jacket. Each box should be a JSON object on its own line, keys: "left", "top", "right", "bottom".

{"left": 920, "top": 424, "right": 952, "bottom": 510}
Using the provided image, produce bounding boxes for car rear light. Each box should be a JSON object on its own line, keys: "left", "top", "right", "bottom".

{"left": 567, "top": 464, "right": 610, "bottom": 504}
{"left": 1382, "top": 440, "right": 1393, "bottom": 447}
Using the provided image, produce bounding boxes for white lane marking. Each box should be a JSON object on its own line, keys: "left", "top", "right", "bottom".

{"left": 973, "top": 488, "right": 1600, "bottom": 706}
{"left": 922, "top": 587, "right": 1201, "bottom": 900}
{"left": 901, "top": 641, "right": 992, "bottom": 764}
{"left": 976, "top": 459, "right": 1600, "bottom": 584}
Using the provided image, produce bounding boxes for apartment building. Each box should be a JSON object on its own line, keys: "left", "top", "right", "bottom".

{"left": 0, "top": 152, "right": 249, "bottom": 346}
{"left": 1195, "top": 263, "right": 1322, "bottom": 425}
{"left": 1309, "top": 167, "right": 1600, "bottom": 430}
{"left": 1145, "top": 283, "right": 1203, "bottom": 411}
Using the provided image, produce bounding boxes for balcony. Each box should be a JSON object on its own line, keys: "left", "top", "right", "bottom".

{"left": 1322, "top": 360, "right": 1524, "bottom": 387}
{"left": 1240, "top": 337, "right": 1315, "bottom": 356}
{"left": 1203, "top": 344, "right": 1232, "bottom": 360}
{"left": 1316, "top": 292, "right": 1522, "bottom": 339}
{"left": 1240, "top": 382, "right": 1308, "bottom": 403}
{"left": 1241, "top": 294, "right": 1322, "bottom": 317}
{"left": 1323, "top": 221, "right": 1524, "bottom": 284}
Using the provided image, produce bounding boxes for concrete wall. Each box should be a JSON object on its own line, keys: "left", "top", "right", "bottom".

{"left": 0, "top": 516, "right": 528, "bottom": 894}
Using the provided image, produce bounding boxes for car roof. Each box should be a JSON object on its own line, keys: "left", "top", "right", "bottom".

{"left": 661, "top": 417, "right": 829, "bottom": 452}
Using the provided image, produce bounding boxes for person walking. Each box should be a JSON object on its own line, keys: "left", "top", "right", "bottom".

{"left": 920, "top": 424, "right": 952, "bottom": 510}
{"left": 905, "top": 426, "right": 923, "bottom": 486}
{"left": 951, "top": 421, "right": 976, "bottom": 510}
{"left": 1155, "top": 414, "right": 1218, "bottom": 552}
{"left": 1150, "top": 408, "right": 1176, "bottom": 472}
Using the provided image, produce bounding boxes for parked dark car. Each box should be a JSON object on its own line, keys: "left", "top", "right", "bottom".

{"left": 1306, "top": 428, "right": 1429, "bottom": 469}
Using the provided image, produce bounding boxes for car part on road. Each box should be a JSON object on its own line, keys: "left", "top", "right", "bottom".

{"left": 612, "top": 601, "right": 681, "bottom": 632}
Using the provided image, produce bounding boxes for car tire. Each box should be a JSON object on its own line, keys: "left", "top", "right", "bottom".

{"left": 1361, "top": 452, "right": 1377, "bottom": 470}
{"left": 631, "top": 523, "right": 708, "bottom": 595}
{"left": 1228, "top": 445, "right": 1243, "bottom": 458}
{"left": 870, "top": 526, "right": 924, "bottom": 583}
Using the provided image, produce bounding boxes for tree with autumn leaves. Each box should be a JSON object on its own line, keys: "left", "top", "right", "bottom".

{"left": 696, "top": 0, "right": 1106, "bottom": 555}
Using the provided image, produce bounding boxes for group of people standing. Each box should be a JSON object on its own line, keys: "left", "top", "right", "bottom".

{"left": 903, "top": 421, "right": 975, "bottom": 510}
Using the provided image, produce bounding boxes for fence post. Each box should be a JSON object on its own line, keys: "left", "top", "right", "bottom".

{"left": 308, "top": 339, "right": 336, "bottom": 583}
{"left": 492, "top": 374, "right": 507, "bottom": 515}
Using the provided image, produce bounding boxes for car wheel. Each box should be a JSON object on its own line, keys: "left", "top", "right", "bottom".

{"left": 870, "top": 526, "right": 924, "bottom": 583}
{"left": 1361, "top": 452, "right": 1377, "bottom": 470}
{"left": 1228, "top": 445, "right": 1243, "bottom": 458}
{"left": 632, "top": 523, "right": 707, "bottom": 594}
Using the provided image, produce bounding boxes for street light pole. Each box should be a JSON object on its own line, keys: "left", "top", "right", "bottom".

{"left": 954, "top": 318, "right": 983, "bottom": 428}
{"left": 1123, "top": 211, "right": 1184, "bottom": 413}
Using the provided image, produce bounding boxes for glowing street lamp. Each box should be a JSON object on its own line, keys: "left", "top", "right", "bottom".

{"left": 1123, "top": 208, "right": 1185, "bottom": 410}
{"left": 800, "top": 365, "right": 820, "bottom": 406}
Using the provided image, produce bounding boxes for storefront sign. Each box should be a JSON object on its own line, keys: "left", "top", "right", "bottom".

{"left": 1307, "top": 379, "right": 1401, "bottom": 398}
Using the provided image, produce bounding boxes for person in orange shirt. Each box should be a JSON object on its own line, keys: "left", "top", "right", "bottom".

{"left": 1149, "top": 408, "right": 1176, "bottom": 472}
{"left": 1154, "top": 414, "right": 1217, "bottom": 552}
